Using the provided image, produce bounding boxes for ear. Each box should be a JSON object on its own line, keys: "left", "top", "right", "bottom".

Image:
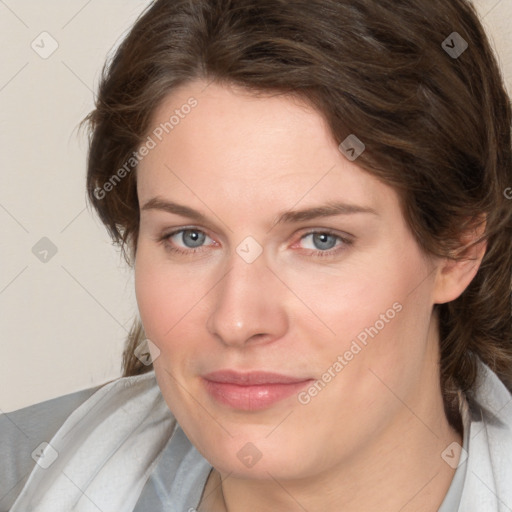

{"left": 432, "top": 217, "right": 487, "bottom": 305}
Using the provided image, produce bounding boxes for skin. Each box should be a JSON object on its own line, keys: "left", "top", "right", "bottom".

{"left": 134, "top": 80, "right": 485, "bottom": 511}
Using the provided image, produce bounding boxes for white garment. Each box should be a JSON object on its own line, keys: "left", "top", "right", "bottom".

{"left": 457, "top": 362, "right": 512, "bottom": 510}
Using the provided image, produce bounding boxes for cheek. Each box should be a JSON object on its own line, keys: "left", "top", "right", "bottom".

{"left": 298, "top": 245, "right": 434, "bottom": 376}
{"left": 134, "top": 253, "right": 168, "bottom": 339}
{"left": 276, "top": 254, "right": 406, "bottom": 347}
{"left": 293, "top": 267, "right": 435, "bottom": 444}
{"left": 134, "top": 243, "right": 198, "bottom": 345}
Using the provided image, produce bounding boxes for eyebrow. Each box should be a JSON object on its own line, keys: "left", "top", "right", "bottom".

{"left": 140, "top": 197, "right": 378, "bottom": 225}
{"left": 141, "top": 197, "right": 209, "bottom": 222}
{"left": 272, "top": 201, "right": 378, "bottom": 225}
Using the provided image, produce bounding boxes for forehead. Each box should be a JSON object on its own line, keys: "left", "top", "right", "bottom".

{"left": 136, "top": 80, "right": 399, "bottom": 222}
{"left": 145, "top": 80, "right": 335, "bottom": 172}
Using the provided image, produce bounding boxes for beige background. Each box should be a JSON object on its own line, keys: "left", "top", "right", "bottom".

{"left": 1, "top": 0, "right": 511, "bottom": 412}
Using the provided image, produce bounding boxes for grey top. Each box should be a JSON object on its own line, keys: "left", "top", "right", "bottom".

{"left": 0, "top": 385, "right": 102, "bottom": 511}
{"left": 1, "top": 359, "right": 511, "bottom": 511}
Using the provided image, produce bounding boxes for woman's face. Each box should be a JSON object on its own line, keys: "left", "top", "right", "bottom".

{"left": 135, "top": 80, "right": 443, "bottom": 479}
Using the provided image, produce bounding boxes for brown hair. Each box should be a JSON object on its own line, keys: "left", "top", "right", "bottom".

{"left": 84, "top": 0, "right": 512, "bottom": 428}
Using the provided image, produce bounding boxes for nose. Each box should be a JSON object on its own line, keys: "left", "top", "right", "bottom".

{"left": 206, "top": 247, "right": 289, "bottom": 348}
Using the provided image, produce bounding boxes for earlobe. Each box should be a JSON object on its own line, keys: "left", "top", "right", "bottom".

{"left": 432, "top": 223, "right": 487, "bottom": 305}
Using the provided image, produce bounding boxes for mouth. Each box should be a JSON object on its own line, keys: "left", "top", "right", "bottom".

{"left": 201, "top": 370, "right": 314, "bottom": 411}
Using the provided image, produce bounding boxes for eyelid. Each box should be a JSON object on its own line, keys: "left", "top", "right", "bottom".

{"left": 296, "top": 226, "right": 353, "bottom": 241}
{"left": 158, "top": 225, "right": 212, "bottom": 238}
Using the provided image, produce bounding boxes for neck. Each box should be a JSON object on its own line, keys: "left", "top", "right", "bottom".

{"left": 214, "top": 435, "right": 459, "bottom": 511}
{"left": 200, "top": 405, "right": 461, "bottom": 511}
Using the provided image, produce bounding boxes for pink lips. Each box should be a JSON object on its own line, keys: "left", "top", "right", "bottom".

{"left": 202, "top": 370, "right": 313, "bottom": 411}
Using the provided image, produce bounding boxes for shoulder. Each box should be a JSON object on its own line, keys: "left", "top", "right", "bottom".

{"left": 462, "top": 359, "right": 512, "bottom": 509}
{"left": 0, "top": 384, "right": 105, "bottom": 511}
{"left": 6, "top": 371, "right": 177, "bottom": 512}
{"left": 470, "top": 359, "right": 512, "bottom": 437}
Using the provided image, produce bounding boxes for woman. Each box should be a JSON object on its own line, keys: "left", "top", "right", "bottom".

{"left": 2, "top": 0, "right": 511, "bottom": 510}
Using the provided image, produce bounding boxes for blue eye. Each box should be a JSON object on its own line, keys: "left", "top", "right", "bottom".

{"left": 159, "top": 228, "right": 351, "bottom": 258}
{"left": 298, "top": 231, "right": 351, "bottom": 257}
{"left": 302, "top": 233, "right": 339, "bottom": 251}
{"left": 177, "top": 229, "right": 207, "bottom": 248}
{"left": 161, "top": 228, "right": 213, "bottom": 254}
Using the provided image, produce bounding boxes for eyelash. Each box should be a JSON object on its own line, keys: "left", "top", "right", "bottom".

{"left": 158, "top": 227, "right": 353, "bottom": 259}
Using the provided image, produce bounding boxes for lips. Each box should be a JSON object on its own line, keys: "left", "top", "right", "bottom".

{"left": 201, "top": 370, "right": 314, "bottom": 411}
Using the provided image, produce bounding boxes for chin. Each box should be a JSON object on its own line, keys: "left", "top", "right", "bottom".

{"left": 196, "top": 431, "right": 316, "bottom": 480}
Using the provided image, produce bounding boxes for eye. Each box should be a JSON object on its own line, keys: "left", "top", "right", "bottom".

{"left": 158, "top": 228, "right": 351, "bottom": 258}
{"left": 175, "top": 229, "right": 208, "bottom": 248}
{"left": 301, "top": 232, "right": 339, "bottom": 251}
{"left": 160, "top": 228, "right": 215, "bottom": 254}
{"left": 296, "top": 231, "right": 352, "bottom": 257}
